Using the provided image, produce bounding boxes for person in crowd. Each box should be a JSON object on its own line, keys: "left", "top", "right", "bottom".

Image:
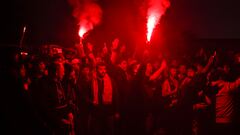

{"left": 31, "top": 60, "right": 74, "bottom": 135}
{"left": 177, "top": 52, "right": 216, "bottom": 135}
{"left": 76, "top": 64, "right": 93, "bottom": 135}
{"left": 177, "top": 64, "right": 187, "bottom": 84}
{"left": 4, "top": 37, "right": 240, "bottom": 135}
{"left": 161, "top": 66, "right": 179, "bottom": 135}
{"left": 211, "top": 71, "right": 240, "bottom": 135}
{"left": 89, "top": 62, "right": 119, "bottom": 135}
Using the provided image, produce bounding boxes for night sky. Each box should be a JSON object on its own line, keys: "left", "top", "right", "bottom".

{"left": 1, "top": 0, "right": 240, "bottom": 47}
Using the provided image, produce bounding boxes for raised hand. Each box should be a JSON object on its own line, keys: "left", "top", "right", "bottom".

{"left": 111, "top": 38, "right": 119, "bottom": 51}
{"left": 102, "top": 42, "right": 108, "bottom": 54}
{"left": 87, "top": 42, "right": 93, "bottom": 53}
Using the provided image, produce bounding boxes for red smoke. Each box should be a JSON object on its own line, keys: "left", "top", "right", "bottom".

{"left": 147, "top": 0, "right": 170, "bottom": 42}
{"left": 68, "top": 0, "right": 102, "bottom": 38}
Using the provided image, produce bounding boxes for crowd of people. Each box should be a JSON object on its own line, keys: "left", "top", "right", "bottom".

{"left": 1, "top": 37, "right": 240, "bottom": 135}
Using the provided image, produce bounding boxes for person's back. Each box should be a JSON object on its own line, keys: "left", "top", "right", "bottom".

{"left": 212, "top": 78, "right": 240, "bottom": 135}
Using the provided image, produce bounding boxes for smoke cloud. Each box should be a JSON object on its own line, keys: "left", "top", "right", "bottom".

{"left": 147, "top": 0, "right": 170, "bottom": 19}
{"left": 68, "top": 0, "right": 102, "bottom": 37}
{"left": 147, "top": 0, "right": 170, "bottom": 41}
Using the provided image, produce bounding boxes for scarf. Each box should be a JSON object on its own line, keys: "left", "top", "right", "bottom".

{"left": 92, "top": 74, "right": 113, "bottom": 105}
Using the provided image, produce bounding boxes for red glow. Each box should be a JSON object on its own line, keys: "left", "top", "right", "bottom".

{"left": 23, "top": 26, "right": 26, "bottom": 33}
{"left": 78, "top": 27, "right": 87, "bottom": 38}
{"left": 21, "top": 52, "right": 28, "bottom": 56}
{"left": 146, "top": 0, "right": 171, "bottom": 42}
{"left": 147, "top": 15, "right": 157, "bottom": 42}
{"left": 69, "top": 1, "right": 102, "bottom": 40}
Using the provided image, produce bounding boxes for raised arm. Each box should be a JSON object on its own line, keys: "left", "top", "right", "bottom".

{"left": 86, "top": 42, "right": 97, "bottom": 68}
{"left": 212, "top": 78, "right": 240, "bottom": 92}
{"left": 75, "top": 42, "right": 86, "bottom": 58}
{"left": 149, "top": 59, "right": 167, "bottom": 81}
{"left": 201, "top": 51, "right": 216, "bottom": 74}
{"left": 110, "top": 38, "right": 119, "bottom": 64}
{"left": 229, "top": 78, "right": 240, "bottom": 91}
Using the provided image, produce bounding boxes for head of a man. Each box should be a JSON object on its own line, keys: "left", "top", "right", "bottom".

{"left": 178, "top": 64, "right": 187, "bottom": 74}
{"left": 145, "top": 63, "right": 153, "bottom": 76}
{"left": 187, "top": 66, "right": 196, "bottom": 78}
{"left": 117, "top": 58, "right": 128, "bottom": 71}
{"left": 71, "top": 58, "right": 81, "bottom": 71}
{"left": 96, "top": 63, "right": 107, "bottom": 78}
{"left": 169, "top": 66, "right": 177, "bottom": 78}
{"left": 82, "top": 64, "right": 91, "bottom": 77}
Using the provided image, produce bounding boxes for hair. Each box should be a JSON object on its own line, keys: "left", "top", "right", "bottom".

{"left": 82, "top": 63, "right": 91, "bottom": 69}
{"left": 187, "top": 65, "right": 197, "bottom": 71}
{"left": 96, "top": 62, "right": 106, "bottom": 69}
{"left": 116, "top": 57, "right": 127, "bottom": 65}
